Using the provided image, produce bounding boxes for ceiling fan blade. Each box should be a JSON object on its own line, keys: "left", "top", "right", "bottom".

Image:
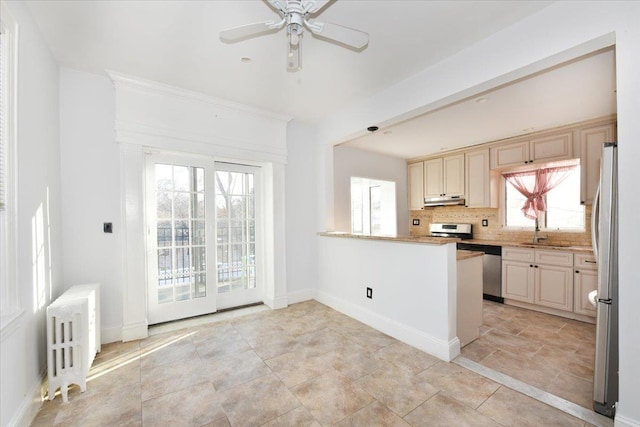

{"left": 307, "top": 0, "right": 333, "bottom": 14}
{"left": 220, "top": 21, "right": 277, "bottom": 42}
{"left": 310, "top": 22, "right": 369, "bottom": 49}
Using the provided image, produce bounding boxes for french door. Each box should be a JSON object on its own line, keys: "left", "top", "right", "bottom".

{"left": 214, "top": 163, "right": 262, "bottom": 310}
{"left": 145, "top": 153, "right": 262, "bottom": 324}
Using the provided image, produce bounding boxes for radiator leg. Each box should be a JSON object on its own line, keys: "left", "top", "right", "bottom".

{"left": 61, "top": 383, "right": 69, "bottom": 403}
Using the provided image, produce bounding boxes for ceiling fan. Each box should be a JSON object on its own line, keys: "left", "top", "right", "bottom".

{"left": 219, "top": 0, "right": 369, "bottom": 72}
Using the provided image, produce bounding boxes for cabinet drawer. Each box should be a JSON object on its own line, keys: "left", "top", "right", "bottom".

{"left": 534, "top": 250, "right": 573, "bottom": 267}
{"left": 502, "top": 247, "right": 534, "bottom": 262}
{"left": 574, "top": 253, "right": 597, "bottom": 270}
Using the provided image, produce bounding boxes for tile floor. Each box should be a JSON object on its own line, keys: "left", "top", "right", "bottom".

{"left": 462, "top": 300, "right": 596, "bottom": 410}
{"left": 33, "top": 300, "right": 594, "bottom": 426}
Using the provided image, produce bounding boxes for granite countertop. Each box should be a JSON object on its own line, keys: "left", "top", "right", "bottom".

{"left": 318, "top": 232, "right": 458, "bottom": 245}
{"left": 456, "top": 250, "right": 484, "bottom": 261}
{"left": 318, "top": 232, "right": 593, "bottom": 254}
{"left": 461, "top": 238, "right": 594, "bottom": 254}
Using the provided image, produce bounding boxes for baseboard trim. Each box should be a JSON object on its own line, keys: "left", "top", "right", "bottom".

{"left": 315, "top": 291, "right": 456, "bottom": 361}
{"left": 8, "top": 369, "right": 46, "bottom": 427}
{"left": 264, "top": 295, "right": 288, "bottom": 310}
{"left": 101, "top": 326, "right": 122, "bottom": 344}
{"left": 615, "top": 414, "right": 640, "bottom": 427}
{"left": 121, "top": 322, "right": 148, "bottom": 342}
{"left": 287, "top": 288, "right": 315, "bottom": 305}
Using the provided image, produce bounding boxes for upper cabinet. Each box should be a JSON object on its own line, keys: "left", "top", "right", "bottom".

{"left": 580, "top": 123, "right": 616, "bottom": 205}
{"left": 490, "top": 132, "right": 573, "bottom": 169}
{"left": 407, "top": 162, "right": 425, "bottom": 210}
{"left": 465, "top": 148, "right": 496, "bottom": 208}
{"left": 407, "top": 154, "right": 464, "bottom": 209}
{"left": 424, "top": 154, "right": 464, "bottom": 198}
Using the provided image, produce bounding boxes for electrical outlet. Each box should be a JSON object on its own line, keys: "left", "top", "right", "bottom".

{"left": 366, "top": 287, "right": 373, "bottom": 299}
{"left": 103, "top": 222, "right": 113, "bottom": 233}
{"left": 412, "top": 219, "right": 420, "bottom": 226}
{"left": 482, "top": 219, "right": 488, "bottom": 227}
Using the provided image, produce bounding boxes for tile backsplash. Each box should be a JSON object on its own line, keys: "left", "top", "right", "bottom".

{"left": 410, "top": 205, "right": 592, "bottom": 247}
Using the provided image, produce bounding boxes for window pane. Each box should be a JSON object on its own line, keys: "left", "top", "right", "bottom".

{"left": 194, "top": 168, "right": 205, "bottom": 193}
{"left": 546, "top": 167, "right": 584, "bottom": 229}
{"left": 174, "top": 193, "right": 189, "bottom": 219}
{"left": 174, "top": 220, "right": 189, "bottom": 246}
{"left": 157, "top": 191, "right": 172, "bottom": 219}
{"left": 157, "top": 221, "right": 172, "bottom": 247}
{"left": 230, "top": 196, "right": 245, "bottom": 220}
{"left": 192, "top": 246, "right": 206, "bottom": 272}
{"left": 156, "top": 164, "right": 173, "bottom": 191}
{"left": 192, "top": 220, "right": 205, "bottom": 245}
{"left": 193, "top": 193, "right": 205, "bottom": 219}
{"left": 505, "top": 180, "right": 535, "bottom": 228}
{"left": 174, "top": 166, "right": 190, "bottom": 192}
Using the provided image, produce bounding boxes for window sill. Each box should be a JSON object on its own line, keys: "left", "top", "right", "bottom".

{"left": 1, "top": 308, "right": 25, "bottom": 342}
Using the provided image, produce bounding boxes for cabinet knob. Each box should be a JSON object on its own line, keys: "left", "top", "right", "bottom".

{"left": 534, "top": 265, "right": 539, "bottom": 268}
{"left": 530, "top": 264, "right": 533, "bottom": 267}
{"left": 580, "top": 201, "right": 585, "bottom": 205}
{"left": 576, "top": 270, "right": 580, "bottom": 274}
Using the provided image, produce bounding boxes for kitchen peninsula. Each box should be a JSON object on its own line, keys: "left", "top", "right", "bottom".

{"left": 317, "top": 232, "right": 482, "bottom": 361}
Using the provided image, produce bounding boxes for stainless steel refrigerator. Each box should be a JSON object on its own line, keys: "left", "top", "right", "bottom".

{"left": 591, "top": 142, "right": 618, "bottom": 418}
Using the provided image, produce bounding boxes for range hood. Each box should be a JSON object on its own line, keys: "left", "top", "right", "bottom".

{"left": 424, "top": 195, "right": 465, "bottom": 207}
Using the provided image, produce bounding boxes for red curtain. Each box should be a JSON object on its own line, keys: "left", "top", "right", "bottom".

{"left": 503, "top": 165, "right": 576, "bottom": 220}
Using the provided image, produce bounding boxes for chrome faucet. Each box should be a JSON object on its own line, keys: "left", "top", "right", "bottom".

{"left": 533, "top": 218, "right": 548, "bottom": 244}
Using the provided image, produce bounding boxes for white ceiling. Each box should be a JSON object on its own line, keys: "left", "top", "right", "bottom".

{"left": 25, "top": 0, "right": 554, "bottom": 124}
{"left": 342, "top": 48, "right": 617, "bottom": 159}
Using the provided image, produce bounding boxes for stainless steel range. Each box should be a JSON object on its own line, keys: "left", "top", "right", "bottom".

{"left": 430, "top": 223, "right": 503, "bottom": 303}
{"left": 428, "top": 223, "right": 472, "bottom": 239}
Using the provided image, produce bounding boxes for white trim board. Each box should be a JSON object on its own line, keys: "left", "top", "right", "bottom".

{"left": 316, "top": 290, "right": 459, "bottom": 362}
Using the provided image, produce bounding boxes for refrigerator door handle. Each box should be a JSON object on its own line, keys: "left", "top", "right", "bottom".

{"left": 592, "top": 183, "right": 600, "bottom": 260}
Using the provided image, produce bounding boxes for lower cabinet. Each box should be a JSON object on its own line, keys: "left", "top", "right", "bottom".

{"left": 502, "top": 247, "right": 586, "bottom": 317}
{"left": 574, "top": 253, "right": 598, "bottom": 317}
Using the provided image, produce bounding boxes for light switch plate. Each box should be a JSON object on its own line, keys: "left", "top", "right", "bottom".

{"left": 482, "top": 219, "right": 488, "bottom": 227}
{"left": 412, "top": 219, "right": 420, "bottom": 226}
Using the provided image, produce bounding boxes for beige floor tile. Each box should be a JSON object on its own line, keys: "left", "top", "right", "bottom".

{"left": 295, "top": 327, "right": 352, "bottom": 357}
{"left": 203, "top": 349, "right": 271, "bottom": 391}
{"left": 231, "top": 316, "right": 284, "bottom": 341}
{"left": 517, "top": 325, "right": 583, "bottom": 352}
{"left": 480, "top": 349, "right": 559, "bottom": 389}
{"left": 559, "top": 321, "right": 596, "bottom": 344}
{"left": 245, "top": 331, "right": 301, "bottom": 360}
{"left": 53, "top": 383, "right": 142, "bottom": 426}
{"left": 546, "top": 372, "right": 594, "bottom": 409}
{"left": 219, "top": 374, "right": 301, "bottom": 427}
{"left": 142, "top": 381, "right": 224, "bottom": 427}
{"left": 195, "top": 329, "right": 252, "bottom": 360}
{"left": 335, "top": 401, "right": 411, "bottom": 427}
{"left": 340, "top": 327, "right": 397, "bottom": 351}
{"left": 260, "top": 405, "right": 321, "bottom": 427}
{"left": 479, "top": 328, "right": 543, "bottom": 357}
{"left": 511, "top": 309, "right": 569, "bottom": 332}
{"left": 482, "top": 313, "right": 529, "bottom": 335}
{"left": 404, "top": 393, "right": 500, "bottom": 427}
{"left": 375, "top": 341, "right": 440, "bottom": 374}
{"left": 355, "top": 365, "right": 439, "bottom": 417}
{"left": 265, "top": 350, "right": 335, "bottom": 388}
{"left": 417, "top": 361, "right": 500, "bottom": 409}
{"left": 190, "top": 321, "right": 236, "bottom": 346}
{"left": 460, "top": 339, "right": 497, "bottom": 363}
{"left": 200, "top": 417, "right": 232, "bottom": 427}
{"left": 139, "top": 335, "right": 198, "bottom": 369}
{"left": 292, "top": 370, "right": 374, "bottom": 425}
{"left": 140, "top": 353, "right": 205, "bottom": 401}
{"left": 477, "top": 386, "right": 584, "bottom": 426}
{"left": 532, "top": 345, "right": 594, "bottom": 381}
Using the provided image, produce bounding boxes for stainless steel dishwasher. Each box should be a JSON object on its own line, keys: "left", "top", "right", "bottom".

{"left": 456, "top": 243, "right": 503, "bottom": 303}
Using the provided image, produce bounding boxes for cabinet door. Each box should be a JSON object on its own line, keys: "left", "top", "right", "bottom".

{"left": 490, "top": 140, "right": 529, "bottom": 169}
{"left": 424, "top": 158, "right": 443, "bottom": 198}
{"left": 502, "top": 260, "right": 534, "bottom": 303}
{"left": 443, "top": 154, "right": 465, "bottom": 196}
{"left": 530, "top": 132, "right": 573, "bottom": 164}
{"left": 574, "top": 269, "right": 597, "bottom": 316}
{"left": 408, "top": 162, "right": 425, "bottom": 210}
{"left": 465, "top": 149, "right": 490, "bottom": 207}
{"left": 580, "top": 124, "right": 615, "bottom": 205}
{"left": 534, "top": 264, "right": 574, "bottom": 312}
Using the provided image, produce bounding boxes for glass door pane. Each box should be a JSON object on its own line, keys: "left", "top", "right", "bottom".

{"left": 146, "top": 154, "right": 215, "bottom": 325}
{"left": 214, "top": 163, "right": 261, "bottom": 309}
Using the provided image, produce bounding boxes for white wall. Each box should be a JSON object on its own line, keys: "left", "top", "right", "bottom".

{"left": 1, "top": 2, "right": 63, "bottom": 426}
{"left": 317, "top": 236, "right": 458, "bottom": 361}
{"left": 333, "top": 146, "right": 409, "bottom": 235}
{"left": 316, "top": 2, "right": 640, "bottom": 424}
{"left": 59, "top": 68, "right": 123, "bottom": 342}
{"left": 284, "top": 122, "right": 318, "bottom": 303}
